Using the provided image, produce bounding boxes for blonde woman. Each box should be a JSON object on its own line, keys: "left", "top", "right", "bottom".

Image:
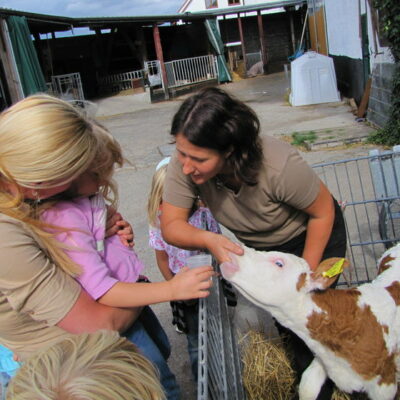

{"left": 6, "top": 330, "right": 165, "bottom": 400}
{"left": 0, "top": 94, "right": 213, "bottom": 399}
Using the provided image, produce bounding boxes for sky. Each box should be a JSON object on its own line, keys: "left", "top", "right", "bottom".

{"left": 0, "top": 0, "right": 185, "bottom": 17}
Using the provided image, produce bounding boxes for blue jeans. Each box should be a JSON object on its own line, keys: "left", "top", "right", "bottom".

{"left": 182, "top": 302, "right": 199, "bottom": 381}
{"left": 124, "top": 306, "right": 180, "bottom": 400}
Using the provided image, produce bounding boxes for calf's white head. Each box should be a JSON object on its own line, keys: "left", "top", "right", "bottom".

{"left": 220, "top": 245, "right": 348, "bottom": 309}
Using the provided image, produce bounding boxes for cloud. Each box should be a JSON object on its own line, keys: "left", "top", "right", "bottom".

{"left": 0, "top": 0, "right": 183, "bottom": 17}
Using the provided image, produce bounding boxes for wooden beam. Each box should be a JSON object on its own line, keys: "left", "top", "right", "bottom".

{"left": 257, "top": 11, "right": 267, "bottom": 74}
{"left": 153, "top": 23, "right": 169, "bottom": 99}
{"left": 237, "top": 14, "right": 247, "bottom": 77}
{"left": 357, "top": 77, "right": 372, "bottom": 118}
{"left": 289, "top": 11, "right": 296, "bottom": 54}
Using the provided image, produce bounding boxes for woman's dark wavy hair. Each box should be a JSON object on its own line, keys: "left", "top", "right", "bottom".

{"left": 170, "top": 87, "right": 263, "bottom": 186}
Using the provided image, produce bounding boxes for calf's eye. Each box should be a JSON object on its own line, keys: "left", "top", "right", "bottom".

{"left": 275, "top": 259, "right": 284, "bottom": 268}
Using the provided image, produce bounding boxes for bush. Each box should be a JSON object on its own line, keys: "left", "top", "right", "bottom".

{"left": 368, "top": 0, "right": 400, "bottom": 146}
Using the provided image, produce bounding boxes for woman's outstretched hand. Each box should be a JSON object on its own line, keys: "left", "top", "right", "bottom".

{"left": 169, "top": 266, "right": 215, "bottom": 300}
{"left": 204, "top": 232, "right": 244, "bottom": 263}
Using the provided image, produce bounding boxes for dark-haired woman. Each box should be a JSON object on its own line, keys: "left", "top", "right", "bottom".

{"left": 161, "top": 87, "right": 346, "bottom": 400}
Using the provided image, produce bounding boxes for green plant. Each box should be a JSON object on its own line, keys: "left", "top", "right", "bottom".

{"left": 369, "top": 0, "right": 400, "bottom": 146}
{"left": 291, "top": 131, "right": 317, "bottom": 146}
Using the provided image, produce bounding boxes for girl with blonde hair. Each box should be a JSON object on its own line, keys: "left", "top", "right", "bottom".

{"left": 40, "top": 118, "right": 215, "bottom": 400}
{"left": 0, "top": 94, "right": 213, "bottom": 400}
{"left": 6, "top": 330, "right": 165, "bottom": 400}
{"left": 148, "top": 157, "right": 221, "bottom": 381}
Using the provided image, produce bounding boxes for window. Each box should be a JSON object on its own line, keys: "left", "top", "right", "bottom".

{"left": 228, "top": 0, "right": 241, "bottom": 5}
{"left": 205, "top": 0, "right": 218, "bottom": 9}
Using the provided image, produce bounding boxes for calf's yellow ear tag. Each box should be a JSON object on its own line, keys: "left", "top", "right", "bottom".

{"left": 322, "top": 258, "right": 345, "bottom": 278}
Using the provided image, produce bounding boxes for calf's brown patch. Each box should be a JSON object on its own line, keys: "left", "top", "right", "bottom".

{"left": 378, "top": 255, "right": 394, "bottom": 275}
{"left": 385, "top": 281, "right": 400, "bottom": 306}
{"left": 296, "top": 273, "right": 307, "bottom": 291}
{"left": 307, "top": 289, "right": 396, "bottom": 385}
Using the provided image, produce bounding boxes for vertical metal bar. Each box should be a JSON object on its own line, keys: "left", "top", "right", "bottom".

{"left": 172, "top": 60, "right": 177, "bottom": 88}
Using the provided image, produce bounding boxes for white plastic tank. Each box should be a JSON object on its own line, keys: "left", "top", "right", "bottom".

{"left": 289, "top": 51, "right": 340, "bottom": 106}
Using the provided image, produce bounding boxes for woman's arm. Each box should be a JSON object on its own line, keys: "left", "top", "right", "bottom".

{"left": 57, "top": 290, "right": 141, "bottom": 333}
{"left": 98, "top": 265, "right": 214, "bottom": 307}
{"left": 301, "top": 182, "right": 335, "bottom": 271}
{"left": 161, "top": 202, "right": 243, "bottom": 263}
{"left": 155, "top": 250, "right": 174, "bottom": 281}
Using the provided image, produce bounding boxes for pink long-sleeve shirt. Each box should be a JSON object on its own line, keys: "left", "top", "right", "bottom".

{"left": 42, "top": 195, "right": 144, "bottom": 300}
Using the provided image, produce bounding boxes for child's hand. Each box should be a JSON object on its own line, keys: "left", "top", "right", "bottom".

{"left": 106, "top": 206, "right": 135, "bottom": 247}
{"left": 170, "top": 266, "right": 214, "bottom": 300}
{"left": 116, "top": 220, "right": 135, "bottom": 247}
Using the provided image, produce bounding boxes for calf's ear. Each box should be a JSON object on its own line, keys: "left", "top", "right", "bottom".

{"left": 309, "top": 258, "right": 350, "bottom": 290}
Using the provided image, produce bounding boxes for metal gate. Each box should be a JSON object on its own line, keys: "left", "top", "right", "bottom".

{"left": 51, "top": 72, "right": 84, "bottom": 102}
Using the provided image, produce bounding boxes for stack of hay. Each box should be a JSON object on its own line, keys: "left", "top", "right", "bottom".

{"left": 240, "top": 330, "right": 356, "bottom": 400}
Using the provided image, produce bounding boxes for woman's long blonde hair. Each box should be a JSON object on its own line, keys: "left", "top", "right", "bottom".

{"left": 6, "top": 330, "right": 165, "bottom": 400}
{"left": 0, "top": 94, "right": 123, "bottom": 276}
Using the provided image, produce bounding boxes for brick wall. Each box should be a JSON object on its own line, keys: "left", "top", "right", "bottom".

{"left": 368, "top": 62, "right": 396, "bottom": 128}
{"left": 219, "top": 9, "right": 306, "bottom": 73}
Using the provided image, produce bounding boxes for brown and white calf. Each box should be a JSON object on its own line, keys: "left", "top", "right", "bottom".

{"left": 220, "top": 243, "right": 400, "bottom": 400}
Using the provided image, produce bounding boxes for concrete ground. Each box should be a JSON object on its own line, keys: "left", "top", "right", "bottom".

{"left": 93, "top": 72, "right": 382, "bottom": 399}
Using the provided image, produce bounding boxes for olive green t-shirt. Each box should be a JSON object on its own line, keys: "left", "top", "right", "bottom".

{"left": 163, "top": 135, "right": 320, "bottom": 248}
{"left": 0, "top": 214, "right": 80, "bottom": 360}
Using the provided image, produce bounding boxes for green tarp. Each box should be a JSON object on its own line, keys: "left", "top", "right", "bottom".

{"left": 7, "top": 16, "right": 47, "bottom": 96}
{"left": 205, "top": 19, "right": 231, "bottom": 83}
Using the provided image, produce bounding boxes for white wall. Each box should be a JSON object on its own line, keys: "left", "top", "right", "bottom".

{"left": 324, "top": 0, "right": 393, "bottom": 67}
{"left": 325, "top": 0, "right": 362, "bottom": 59}
{"left": 181, "top": 0, "right": 291, "bottom": 13}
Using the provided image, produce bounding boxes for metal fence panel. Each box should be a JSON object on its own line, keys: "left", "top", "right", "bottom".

{"left": 198, "top": 264, "right": 245, "bottom": 400}
{"left": 165, "top": 55, "right": 217, "bottom": 89}
{"left": 51, "top": 72, "right": 84, "bottom": 101}
{"left": 98, "top": 69, "right": 145, "bottom": 93}
{"left": 312, "top": 149, "right": 400, "bottom": 285}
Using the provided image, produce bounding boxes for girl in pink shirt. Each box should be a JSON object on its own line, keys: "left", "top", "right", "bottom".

{"left": 147, "top": 158, "right": 221, "bottom": 381}
{"left": 40, "top": 123, "right": 214, "bottom": 400}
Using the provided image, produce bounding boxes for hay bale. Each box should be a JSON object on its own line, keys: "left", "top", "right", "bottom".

{"left": 240, "top": 330, "right": 296, "bottom": 400}
{"left": 240, "top": 329, "right": 361, "bottom": 400}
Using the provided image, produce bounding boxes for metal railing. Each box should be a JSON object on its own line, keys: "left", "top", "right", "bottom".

{"left": 51, "top": 72, "right": 85, "bottom": 102}
{"left": 312, "top": 149, "right": 400, "bottom": 286}
{"left": 98, "top": 69, "right": 145, "bottom": 93}
{"left": 165, "top": 55, "right": 217, "bottom": 89}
